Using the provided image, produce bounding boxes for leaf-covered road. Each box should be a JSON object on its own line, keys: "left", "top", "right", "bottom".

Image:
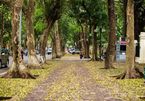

{"left": 24, "top": 60, "right": 121, "bottom": 101}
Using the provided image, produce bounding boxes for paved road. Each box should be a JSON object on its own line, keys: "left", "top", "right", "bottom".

{"left": 24, "top": 61, "right": 121, "bottom": 101}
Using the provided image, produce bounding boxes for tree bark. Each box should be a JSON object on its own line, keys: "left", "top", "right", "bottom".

{"left": 52, "top": 20, "right": 62, "bottom": 58}
{"left": 80, "top": 32, "right": 85, "bottom": 56}
{"left": 99, "top": 27, "right": 102, "bottom": 59}
{"left": 2, "top": 0, "right": 34, "bottom": 79}
{"left": 79, "top": 24, "right": 85, "bottom": 56}
{"left": 116, "top": 0, "right": 143, "bottom": 79}
{"left": 122, "top": 0, "right": 127, "bottom": 37}
{"left": 55, "top": 20, "right": 62, "bottom": 57}
{"left": 52, "top": 35, "right": 57, "bottom": 59}
{"left": 0, "top": 12, "right": 4, "bottom": 48}
{"left": 125, "top": 0, "right": 135, "bottom": 78}
{"left": 24, "top": 0, "right": 41, "bottom": 69}
{"left": 105, "top": 0, "right": 116, "bottom": 69}
{"left": 39, "top": 0, "right": 62, "bottom": 62}
{"left": 92, "top": 25, "right": 98, "bottom": 61}
{"left": 83, "top": 23, "right": 90, "bottom": 58}
{"left": 40, "top": 19, "right": 54, "bottom": 63}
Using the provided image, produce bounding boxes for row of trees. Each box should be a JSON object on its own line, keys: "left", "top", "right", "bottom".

{"left": 0, "top": 0, "right": 64, "bottom": 78}
{"left": 0, "top": 0, "right": 144, "bottom": 79}
{"left": 67, "top": 0, "right": 145, "bottom": 78}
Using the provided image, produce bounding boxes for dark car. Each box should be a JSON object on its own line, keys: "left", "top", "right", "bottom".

{"left": 0, "top": 48, "right": 9, "bottom": 68}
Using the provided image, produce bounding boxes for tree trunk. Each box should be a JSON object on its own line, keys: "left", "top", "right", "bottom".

{"left": 24, "top": 0, "right": 41, "bottom": 69}
{"left": 79, "top": 24, "right": 85, "bottom": 56}
{"left": 122, "top": 0, "right": 127, "bottom": 37}
{"left": 92, "top": 25, "right": 98, "bottom": 61}
{"left": 52, "top": 36, "right": 57, "bottom": 59}
{"left": 2, "top": 0, "right": 34, "bottom": 79}
{"left": 83, "top": 23, "right": 90, "bottom": 58}
{"left": 0, "top": 12, "right": 4, "bottom": 48}
{"left": 125, "top": 0, "right": 135, "bottom": 78}
{"left": 56, "top": 21, "right": 62, "bottom": 58}
{"left": 52, "top": 21, "right": 62, "bottom": 58}
{"left": 115, "top": 0, "right": 143, "bottom": 79}
{"left": 99, "top": 27, "right": 102, "bottom": 59}
{"left": 40, "top": 19, "right": 54, "bottom": 63}
{"left": 105, "top": 0, "right": 116, "bottom": 69}
{"left": 80, "top": 32, "right": 85, "bottom": 56}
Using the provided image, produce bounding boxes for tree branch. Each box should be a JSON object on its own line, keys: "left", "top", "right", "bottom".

{"left": 0, "top": 0, "right": 10, "bottom": 3}
{"left": 0, "top": 0, "right": 11, "bottom": 6}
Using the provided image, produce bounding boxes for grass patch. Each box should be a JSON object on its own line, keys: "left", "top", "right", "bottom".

{"left": 0, "top": 61, "right": 58, "bottom": 101}
{"left": 84, "top": 61, "right": 145, "bottom": 101}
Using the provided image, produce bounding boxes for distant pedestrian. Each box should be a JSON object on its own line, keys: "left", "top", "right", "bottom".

{"left": 80, "top": 51, "right": 83, "bottom": 59}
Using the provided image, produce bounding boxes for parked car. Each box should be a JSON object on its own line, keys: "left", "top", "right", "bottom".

{"left": 46, "top": 48, "right": 52, "bottom": 55}
{"left": 68, "top": 48, "right": 80, "bottom": 54}
{"left": 68, "top": 48, "right": 75, "bottom": 54}
{"left": 0, "top": 48, "right": 9, "bottom": 68}
{"left": 74, "top": 49, "right": 80, "bottom": 54}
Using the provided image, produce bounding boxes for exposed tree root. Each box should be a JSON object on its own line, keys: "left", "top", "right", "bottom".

{"left": 1, "top": 62, "right": 35, "bottom": 79}
{"left": 114, "top": 67, "right": 144, "bottom": 79}
{"left": 1, "top": 70, "right": 35, "bottom": 79}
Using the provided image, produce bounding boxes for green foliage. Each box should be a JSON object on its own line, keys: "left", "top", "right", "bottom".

{"left": 115, "top": 0, "right": 124, "bottom": 38}
{"left": 0, "top": 4, "right": 12, "bottom": 45}
{"left": 60, "top": 14, "right": 80, "bottom": 46}
{"left": 37, "top": 0, "right": 65, "bottom": 20}
{"left": 34, "top": 3, "right": 46, "bottom": 39}
{"left": 68, "top": 0, "right": 109, "bottom": 45}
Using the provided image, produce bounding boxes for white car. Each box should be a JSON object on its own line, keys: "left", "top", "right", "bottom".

{"left": 46, "top": 48, "right": 52, "bottom": 55}
{"left": 74, "top": 49, "right": 80, "bottom": 54}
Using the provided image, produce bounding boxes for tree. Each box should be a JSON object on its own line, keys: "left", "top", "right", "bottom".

{"left": 0, "top": 5, "right": 5, "bottom": 48}
{"left": 2, "top": 0, "right": 34, "bottom": 78}
{"left": 122, "top": 0, "right": 127, "bottom": 36}
{"left": 69, "top": 0, "right": 90, "bottom": 58}
{"left": 52, "top": 20, "right": 62, "bottom": 59}
{"left": 60, "top": 13, "right": 80, "bottom": 49}
{"left": 105, "top": 0, "right": 116, "bottom": 69}
{"left": 69, "top": 0, "right": 108, "bottom": 59}
{"left": 116, "top": 0, "right": 143, "bottom": 79}
{"left": 39, "top": 0, "right": 63, "bottom": 63}
{"left": 23, "top": 0, "right": 41, "bottom": 69}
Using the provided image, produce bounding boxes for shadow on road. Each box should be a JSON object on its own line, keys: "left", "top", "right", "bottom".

{"left": 0, "top": 97, "right": 12, "bottom": 100}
